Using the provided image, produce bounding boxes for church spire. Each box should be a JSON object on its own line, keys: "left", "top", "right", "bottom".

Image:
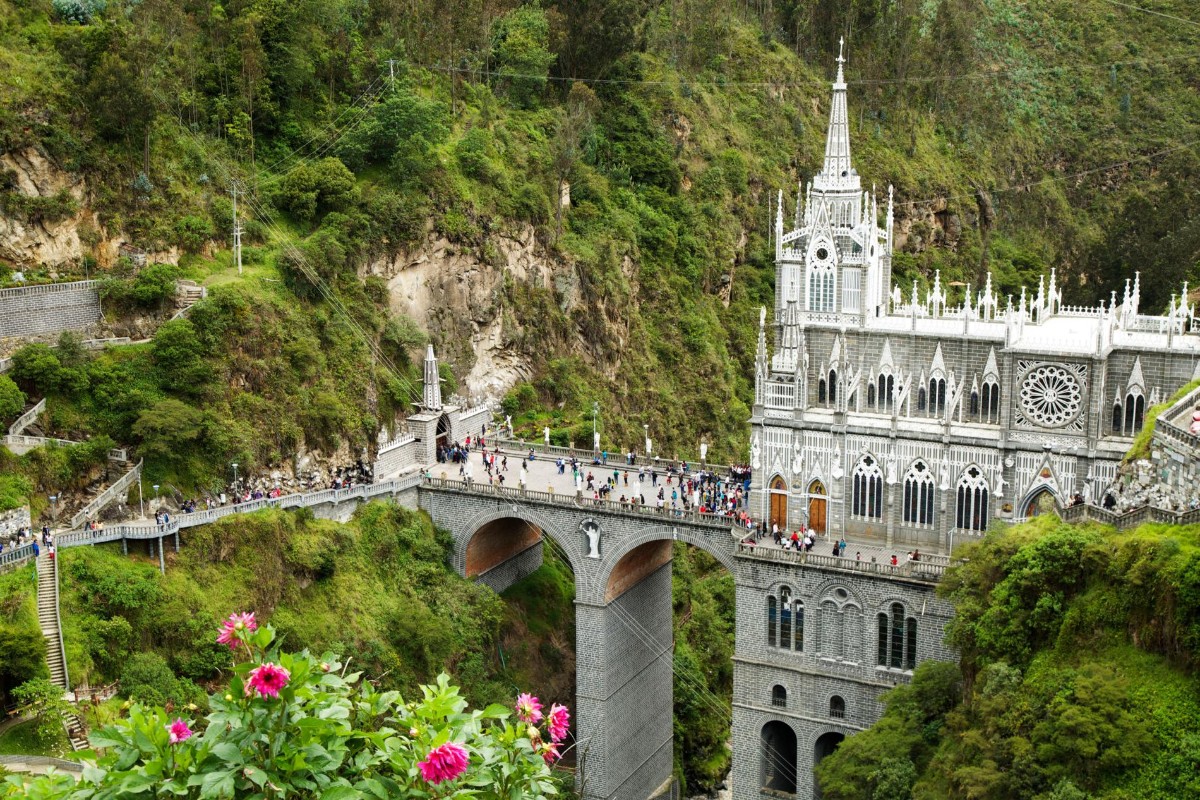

{"left": 815, "top": 37, "right": 856, "bottom": 190}
{"left": 422, "top": 344, "right": 443, "bottom": 411}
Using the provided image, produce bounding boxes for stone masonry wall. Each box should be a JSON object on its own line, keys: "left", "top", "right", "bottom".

{"left": 731, "top": 554, "right": 955, "bottom": 800}
{"left": 0, "top": 281, "right": 101, "bottom": 339}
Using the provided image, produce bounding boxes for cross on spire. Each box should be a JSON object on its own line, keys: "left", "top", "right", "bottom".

{"left": 836, "top": 36, "right": 846, "bottom": 82}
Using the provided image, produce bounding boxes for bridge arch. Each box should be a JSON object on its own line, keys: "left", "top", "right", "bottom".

{"left": 593, "top": 523, "right": 736, "bottom": 603}
{"left": 454, "top": 506, "right": 581, "bottom": 580}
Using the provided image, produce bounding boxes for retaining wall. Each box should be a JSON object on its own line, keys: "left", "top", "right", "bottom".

{"left": 0, "top": 281, "right": 102, "bottom": 339}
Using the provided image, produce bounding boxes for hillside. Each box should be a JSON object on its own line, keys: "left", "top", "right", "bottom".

{"left": 815, "top": 516, "right": 1200, "bottom": 800}
{"left": 56, "top": 503, "right": 516, "bottom": 706}
{"left": 0, "top": 0, "right": 1197, "bottom": 490}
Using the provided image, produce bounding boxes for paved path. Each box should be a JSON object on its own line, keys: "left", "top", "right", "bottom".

{"left": 433, "top": 448, "right": 945, "bottom": 566}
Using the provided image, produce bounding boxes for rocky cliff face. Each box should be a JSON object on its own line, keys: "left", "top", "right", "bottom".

{"left": 367, "top": 224, "right": 581, "bottom": 400}
{"left": 0, "top": 147, "right": 182, "bottom": 272}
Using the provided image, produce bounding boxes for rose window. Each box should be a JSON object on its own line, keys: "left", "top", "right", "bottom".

{"left": 1019, "top": 365, "right": 1082, "bottom": 428}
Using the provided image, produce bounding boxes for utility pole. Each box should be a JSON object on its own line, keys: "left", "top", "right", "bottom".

{"left": 231, "top": 184, "right": 243, "bottom": 276}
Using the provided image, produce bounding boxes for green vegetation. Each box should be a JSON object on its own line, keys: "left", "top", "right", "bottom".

{"left": 1, "top": 0, "right": 1193, "bottom": 471}
{"left": 672, "top": 545, "right": 735, "bottom": 795}
{"left": 0, "top": 565, "right": 45, "bottom": 706}
{"left": 57, "top": 503, "right": 515, "bottom": 708}
{"left": 816, "top": 516, "right": 1200, "bottom": 799}
{"left": 0, "top": 720, "right": 64, "bottom": 758}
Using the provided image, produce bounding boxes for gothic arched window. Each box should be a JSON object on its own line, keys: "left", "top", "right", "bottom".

{"left": 929, "top": 377, "right": 946, "bottom": 415}
{"left": 878, "top": 373, "right": 894, "bottom": 410}
{"left": 808, "top": 264, "right": 835, "bottom": 313}
{"left": 902, "top": 461, "right": 935, "bottom": 526}
{"left": 767, "top": 595, "right": 777, "bottom": 646}
{"left": 852, "top": 456, "right": 884, "bottom": 519}
{"left": 867, "top": 382, "right": 876, "bottom": 407}
{"left": 955, "top": 466, "right": 989, "bottom": 532}
{"left": 917, "top": 387, "right": 927, "bottom": 411}
{"left": 877, "top": 603, "right": 918, "bottom": 670}
{"left": 772, "top": 685, "right": 787, "bottom": 708}
{"left": 1112, "top": 400, "right": 1123, "bottom": 434}
{"left": 818, "top": 378, "right": 826, "bottom": 404}
{"left": 1124, "top": 391, "right": 1145, "bottom": 434}
{"left": 981, "top": 380, "right": 1000, "bottom": 423}
{"left": 779, "top": 587, "right": 793, "bottom": 649}
{"left": 828, "top": 370, "right": 838, "bottom": 404}
{"left": 970, "top": 390, "right": 979, "bottom": 416}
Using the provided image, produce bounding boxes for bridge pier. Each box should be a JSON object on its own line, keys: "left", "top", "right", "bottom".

{"left": 575, "top": 559, "right": 674, "bottom": 800}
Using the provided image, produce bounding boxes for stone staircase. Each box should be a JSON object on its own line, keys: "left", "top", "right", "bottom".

{"left": 35, "top": 553, "right": 87, "bottom": 752}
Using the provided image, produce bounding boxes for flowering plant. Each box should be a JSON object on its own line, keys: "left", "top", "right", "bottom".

{"left": 4, "top": 613, "right": 570, "bottom": 799}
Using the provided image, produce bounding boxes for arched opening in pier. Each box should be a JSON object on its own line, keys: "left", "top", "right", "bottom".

{"left": 812, "top": 731, "right": 845, "bottom": 799}
{"left": 1023, "top": 487, "right": 1060, "bottom": 519}
{"left": 761, "top": 720, "right": 798, "bottom": 794}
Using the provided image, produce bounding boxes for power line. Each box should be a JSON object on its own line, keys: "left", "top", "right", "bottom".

{"left": 418, "top": 50, "right": 1200, "bottom": 90}
{"left": 897, "top": 138, "right": 1200, "bottom": 208}
{"left": 1098, "top": 0, "right": 1200, "bottom": 30}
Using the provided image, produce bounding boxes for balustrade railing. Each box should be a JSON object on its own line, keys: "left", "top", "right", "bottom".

{"left": 70, "top": 460, "right": 143, "bottom": 529}
{"left": 8, "top": 398, "right": 46, "bottom": 436}
{"left": 735, "top": 543, "right": 945, "bottom": 581}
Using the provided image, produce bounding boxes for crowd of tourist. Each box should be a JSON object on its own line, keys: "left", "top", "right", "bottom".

{"left": 0, "top": 524, "right": 54, "bottom": 557}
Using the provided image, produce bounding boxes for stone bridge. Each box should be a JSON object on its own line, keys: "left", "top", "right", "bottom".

{"left": 417, "top": 475, "right": 955, "bottom": 800}
{"left": 2, "top": 463, "right": 955, "bottom": 800}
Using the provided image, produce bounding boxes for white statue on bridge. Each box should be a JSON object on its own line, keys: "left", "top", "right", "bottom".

{"left": 505, "top": 415, "right": 513, "bottom": 436}
{"left": 583, "top": 522, "right": 601, "bottom": 559}
{"left": 544, "top": 426, "right": 551, "bottom": 446}
{"left": 700, "top": 441, "right": 708, "bottom": 462}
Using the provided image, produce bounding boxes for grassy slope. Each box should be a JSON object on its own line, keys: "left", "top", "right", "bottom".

{"left": 57, "top": 503, "right": 515, "bottom": 708}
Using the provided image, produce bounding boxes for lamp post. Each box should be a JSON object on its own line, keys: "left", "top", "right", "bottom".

{"left": 643, "top": 424, "right": 651, "bottom": 460}
{"left": 48, "top": 495, "right": 57, "bottom": 530}
{"left": 232, "top": 462, "right": 239, "bottom": 492}
{"left": 592, "top": 401, "right": 599, "bottom": 452}
{"left": 138, "top": 478, "right": 144, "bottom": 518}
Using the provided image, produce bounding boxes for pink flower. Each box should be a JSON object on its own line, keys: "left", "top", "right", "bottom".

{"left": 246, "top": 663, "right": 290, "bottom": 699}
{"left": 540, "top": 741, "right": 561, "bottom": 765}
{"left": 166, "top": 718, "right": 193, "bottom": 744}
{"left": 216, "top": 612, "right": 257, "bottom": 650}
{"left": 547, "top": 703, "right": 570, "bottom": 743}
{"left": 417, "top": 742, "right": 469, "bottom": 784}
{"left": 516, "top": 692, "right": 543, "bottom": 724}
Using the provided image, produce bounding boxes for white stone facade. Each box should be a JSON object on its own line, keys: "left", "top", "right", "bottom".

{"left": 750, "top": 53, "right": 1200, "bottom": 553}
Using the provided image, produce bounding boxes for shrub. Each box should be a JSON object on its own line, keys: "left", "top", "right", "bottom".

{"left": 7, "top": 620, "right": 571, "bottom": 799}
{"left": 0, "top": 375, "right": 24, "bottom": 422}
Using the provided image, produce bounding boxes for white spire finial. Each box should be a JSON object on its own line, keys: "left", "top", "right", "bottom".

{"left": 422, "top": 344, "right": 443, "bottom": 411}
{"left": 836, "top": 37, "right": 846, "bottom": 81}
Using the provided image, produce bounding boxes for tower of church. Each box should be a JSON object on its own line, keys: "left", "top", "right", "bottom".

{"left": 749, "top": 45, "right": 1198, "bottom": 553}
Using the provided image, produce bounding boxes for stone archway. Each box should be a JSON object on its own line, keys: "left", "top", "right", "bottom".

{"left": 761, "top": 720, "right": 798, "bottom": 794}
{"left": 812, "top": 731, "right": 845, "bottom": 799}
{"left": 1022, "top": 486, "right": 1062, "bottom": 518}
{"left": 770, "top": 475, "right": 789, "bottom": 530}
{"left": 808, "top": 479, "right": 828, "bottom": 534}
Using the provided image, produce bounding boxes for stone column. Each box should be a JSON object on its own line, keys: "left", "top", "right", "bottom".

{"left": 575, "top": 562, "right": 675, "bottom": 800}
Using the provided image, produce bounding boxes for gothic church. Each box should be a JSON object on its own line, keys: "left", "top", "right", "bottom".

{"left": 748, "top": 47, "right": 1200, "bottom": 553}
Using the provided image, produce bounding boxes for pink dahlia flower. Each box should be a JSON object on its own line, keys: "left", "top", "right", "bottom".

{"left": 216, "top": 612, "right": 257, "bottom": 649}
{"left": 246, "top": 662, "right": 291, "bottom": 699}
{"left": 516, "top": 692, "right": 543, "bottom": 724}
{"left": 540, "top": 741, "right": 561, "bottom": 765}
{"left": 166, "top": 718, "right": 194, "bottom": 744}
{"left": 547, "top": 703, "right": 570, "bottom": 743}
{"left": 417, "top": 742, "right": 469, "bottom": 784}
